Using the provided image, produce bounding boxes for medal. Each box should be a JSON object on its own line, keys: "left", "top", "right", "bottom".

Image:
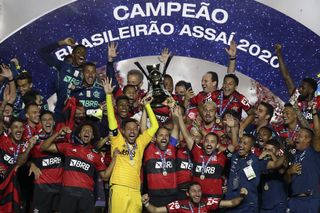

{"left": 163, "top": 171, "right": 167, "bottom": 176}
{"left": 200, "top": 174, "right": 205, "bottom": 180}
{"left": 130, "top": 160, "right": 135, "bottom": 166}
{"left": 264, "top": 183, "right": 269, "bottom": 191}
{"left": 215, "top": 118, "right": 221, "bottom": 124}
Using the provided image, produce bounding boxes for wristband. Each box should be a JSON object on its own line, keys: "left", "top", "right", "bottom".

{"left": 313, "top": 112, "right": 318, "bottom": 116}
{"left": 144, "top": 202, "right": 150, "bottom": 207}
{"left": 229, "top": 57, "right": 237, "bottom": 60}
{"left": 8, "top": 78, "right": 14, "bottom": 82}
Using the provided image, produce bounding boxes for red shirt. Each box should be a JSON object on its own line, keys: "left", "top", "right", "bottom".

{"left": 191, "top": 145, "right": 227, "bottom": 197}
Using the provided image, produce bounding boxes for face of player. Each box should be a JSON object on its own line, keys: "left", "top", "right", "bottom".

{"left": 238, "top": 136, "right": 254, "bottom": 157}
{"left": 41, "top": 113, "right": 54, "bottom": 134}
{"left": 202, "top": 103, "right": 216, "bottom": 124}
{"left": 26, "top": 105, "right": 40, "bottom": 125}
{"left": 254, "top": 104, "right": 270, "bottom": 125}
{"left": 79, "top": 125, "right": 94, "bottom": 144}
{"left": 175, "top": 85, "right": 186, "bottom": 98}
{"left": 75, "top": 107, "right": 86, "bottom": 124}
{"left": 222, "top": 77, "right": 237, "bottom": 96}
{"left": 17, "top": 79, "right": 32, "bottom": 96}
{"left": 296, "top": 129, "right": 311, "bottom": 151}
{"left": 257, "top": 128, "right": 272, "bottom": 147}
{"left": 127, "top": 74, "right": 142, "bottom": 89}
{"left": 155, "top": 128, "right": 170, "bottom": 151}
{"left": 72, "top": 47, "right": 86, "bottom": 66}
{"left": 124, "top": 87, "right": 137, "bottom": 103}
{"left": 201, "top": 73, "right": 216, "bottom": 94}
{"left": 10, "top": 121, "right": 24, "bottom": 142}
{"left": 3, "top": 105, "right": 13, "bottom": 125}
{"left": 123, "top": 122, "right": 139, "bottom": 144}
{"left": 298, "top": 81, "right": 313, "bottom": 100}
{"left": 187, "top": 184, "right": 202, "bottom": 204}
{"left": 203, "top": 134, "right": 218, "bottom": 155}
{"left": 164, "top": 77, "right": 173, "bottom": 94}
{"left": 283, "top": 106, "right": 297, "bottom": 125}
{"left": 263, "top": 144, "right": 276, "bottom": 154}
{"left": 117, "top": 99, "right": 129, "bottom": 118}
{"left": 83, "top": 65, "right": 96, "bottom": 87}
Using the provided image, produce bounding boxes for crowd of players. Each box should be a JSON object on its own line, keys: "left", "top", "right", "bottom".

{"left": 0, "top": 37, "right": 319, "bottom": 213}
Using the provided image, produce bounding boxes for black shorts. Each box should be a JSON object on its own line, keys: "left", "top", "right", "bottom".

{"left": 33, "top": 188, "right": 60, "bottom": 213}
{"left": 59, "top": 190, "right": 95, "bottom": 213}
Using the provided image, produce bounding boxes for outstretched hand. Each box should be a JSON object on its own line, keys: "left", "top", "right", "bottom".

{"left": 101, "top": 77, "right": 115, "bottom": 94}
{"left": 0, "top": 64, "right": 13, "bottom": 80}
{"left": 159, "top": 48, "right": 171, "bottom": 63}
{"left": 60, "top": 37, "right": 76, "bottom": 46}
{"left": 108, "top": 42, "right": 118, "bottom": 61}
{"left": 225, "top": 40, "right": 237, "bottom": 58}
{"left": 141, "top": 94, "right": 153, "bottom": 106}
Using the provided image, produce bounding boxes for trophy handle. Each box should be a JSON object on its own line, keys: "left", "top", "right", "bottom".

{"left": 134, "top": 61, "right": 151, "bottom": 81}
{"left": 161, "top": 54, "right": 173, "bottom": 77}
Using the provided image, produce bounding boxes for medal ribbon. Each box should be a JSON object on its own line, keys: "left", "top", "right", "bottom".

{"left": 201, "top": 152, "right": 215, "bottom": 177}
{"left": 156, "top": 146, "right": 168, "bottom": 173}
{"left": 188, "top": 201, "right": 201, "bottom": 213}
{"left": 125, "top": 142, "right": 137, "bottom": 161}
{"left": 218, "top": 90, "right": 234, "bottom": 117}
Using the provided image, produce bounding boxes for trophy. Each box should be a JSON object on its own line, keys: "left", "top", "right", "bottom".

{"left": 134, "top": 55, "right": 173, "bottom": 108}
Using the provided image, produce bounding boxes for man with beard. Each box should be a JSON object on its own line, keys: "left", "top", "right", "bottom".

{"left": 39, "top": 37, "right": 87, "bottom": 120}
{"left": 174, "top": 106, "right": 238, "bottom": 198}
{"left": 40, "top": 122, "right": 116, "bottom": 213}
{"left": 71, "top": 62, "right": 105, "bottom": 115}
{"left": 225, "top": 134, "right": 285, "bottom": 213}
{"left": 0, "top": 119, "right": 36, "bottom": 212}
{"left": 193, "top": 101, "right": 224, "bottom": 138}
{"left": 29, "top": 111, "right": 64, "bottom": 213}
{"left": 103, "top": 77, "right": 159, "bottom": 213}
{"left": 275, "top": 44, "right": 319, "bottom": 125}
{"left": 143, "top": 127, "right": 178, "bottom": 206}
{"left": 284, "top": 111, "right": 320, "bottom": 213}
{"left": 142, "top": 182, "right": 248, "bottom": 213}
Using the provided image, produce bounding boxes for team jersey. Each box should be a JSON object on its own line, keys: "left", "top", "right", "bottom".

{"left": 211, "top": 90, "right": 252, "bottom": 116}
{"left": 189, "top": 91, "right": 215, "bottom": 107}
{"left": 22, "top": 123, "right": 43, "bottom": 142}
{"left": 166, "top": 198, "right": 220, "bottom": 213}
{"left": 143, "top": 143, "right": 177, "bottom": 197}
{"left": 56, "top": 143, "right": 106, "bottom": 193}
{"left": 176, "top": 147, "right": 193, "bottom": 189}
{"left": 29, "top": 133, "right": 63, "bottom": 192}
{"left": 191, "top": 145, "right": 227, "bottom": 197}
{"left": 71, "top": 82, "right": 106, "bottom": 112}
{"left": 39, "top": 42, "right": 83, "bottom": 115}
{"left": 273, "top": 123, "right": 300, "bottom": 145}
{"left": 0, "top": 135, "right": 26, "bottom": 181}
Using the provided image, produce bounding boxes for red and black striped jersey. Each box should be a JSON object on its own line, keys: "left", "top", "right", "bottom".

{"left": 56, "top": 143, "right": 106, "bottom": 192}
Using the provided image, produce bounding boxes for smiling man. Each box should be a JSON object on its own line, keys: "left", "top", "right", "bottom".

{"left": 142, "top": 182, "right": 248, "bottom": 213}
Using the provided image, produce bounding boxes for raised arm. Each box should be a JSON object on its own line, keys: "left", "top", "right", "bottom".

{"left": 260, "top": 151, "right": 285, "bottom": 170}
{"left": 0, "top": 64, "right": 16, "bottom": 104}
{"left": 312, "top": 103, "right": 320, "bottom": 151}
{"left": 16, "top": 136, "right": 37, "bottom": 166}
{"left": 106, "top": 42, "right": 121, "bottom": 95}
{"left": 275, "top": 44, "right": 295, "bottom": 95}
{"left": 40, "top": 127, "right": 71, "bottom": 153}
{"left": 142, "top": 194, "right": 168, "bottom": 213}
{"left": 141, "top": 95, "right": 159, "bottom": 137}
{"left": 102, "top": 78, "right": 117, "bottom": 131}
{"left": 38, "top": 37, "right": 76, "bottom": 70}
{"left": 173, "top": 106, "right": 194, "bottom": 150}
{"left": 225, "top": 40, "right": 237, "bottom": 74}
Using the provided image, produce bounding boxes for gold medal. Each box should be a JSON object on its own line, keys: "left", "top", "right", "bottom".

{"left": 216, "top": 118, "right": 221, "bottom": 124}
{"left": 264, "top": 183, "right": 269, "bottom": 191}
{"left": 130, "top": 160, "right": 135, "bottom": 166}
{"left": 163, "top": 171, "right": 167, "bottom": 176}
{"left": 200, "top": 174, "right": 205, "bottom": 180}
